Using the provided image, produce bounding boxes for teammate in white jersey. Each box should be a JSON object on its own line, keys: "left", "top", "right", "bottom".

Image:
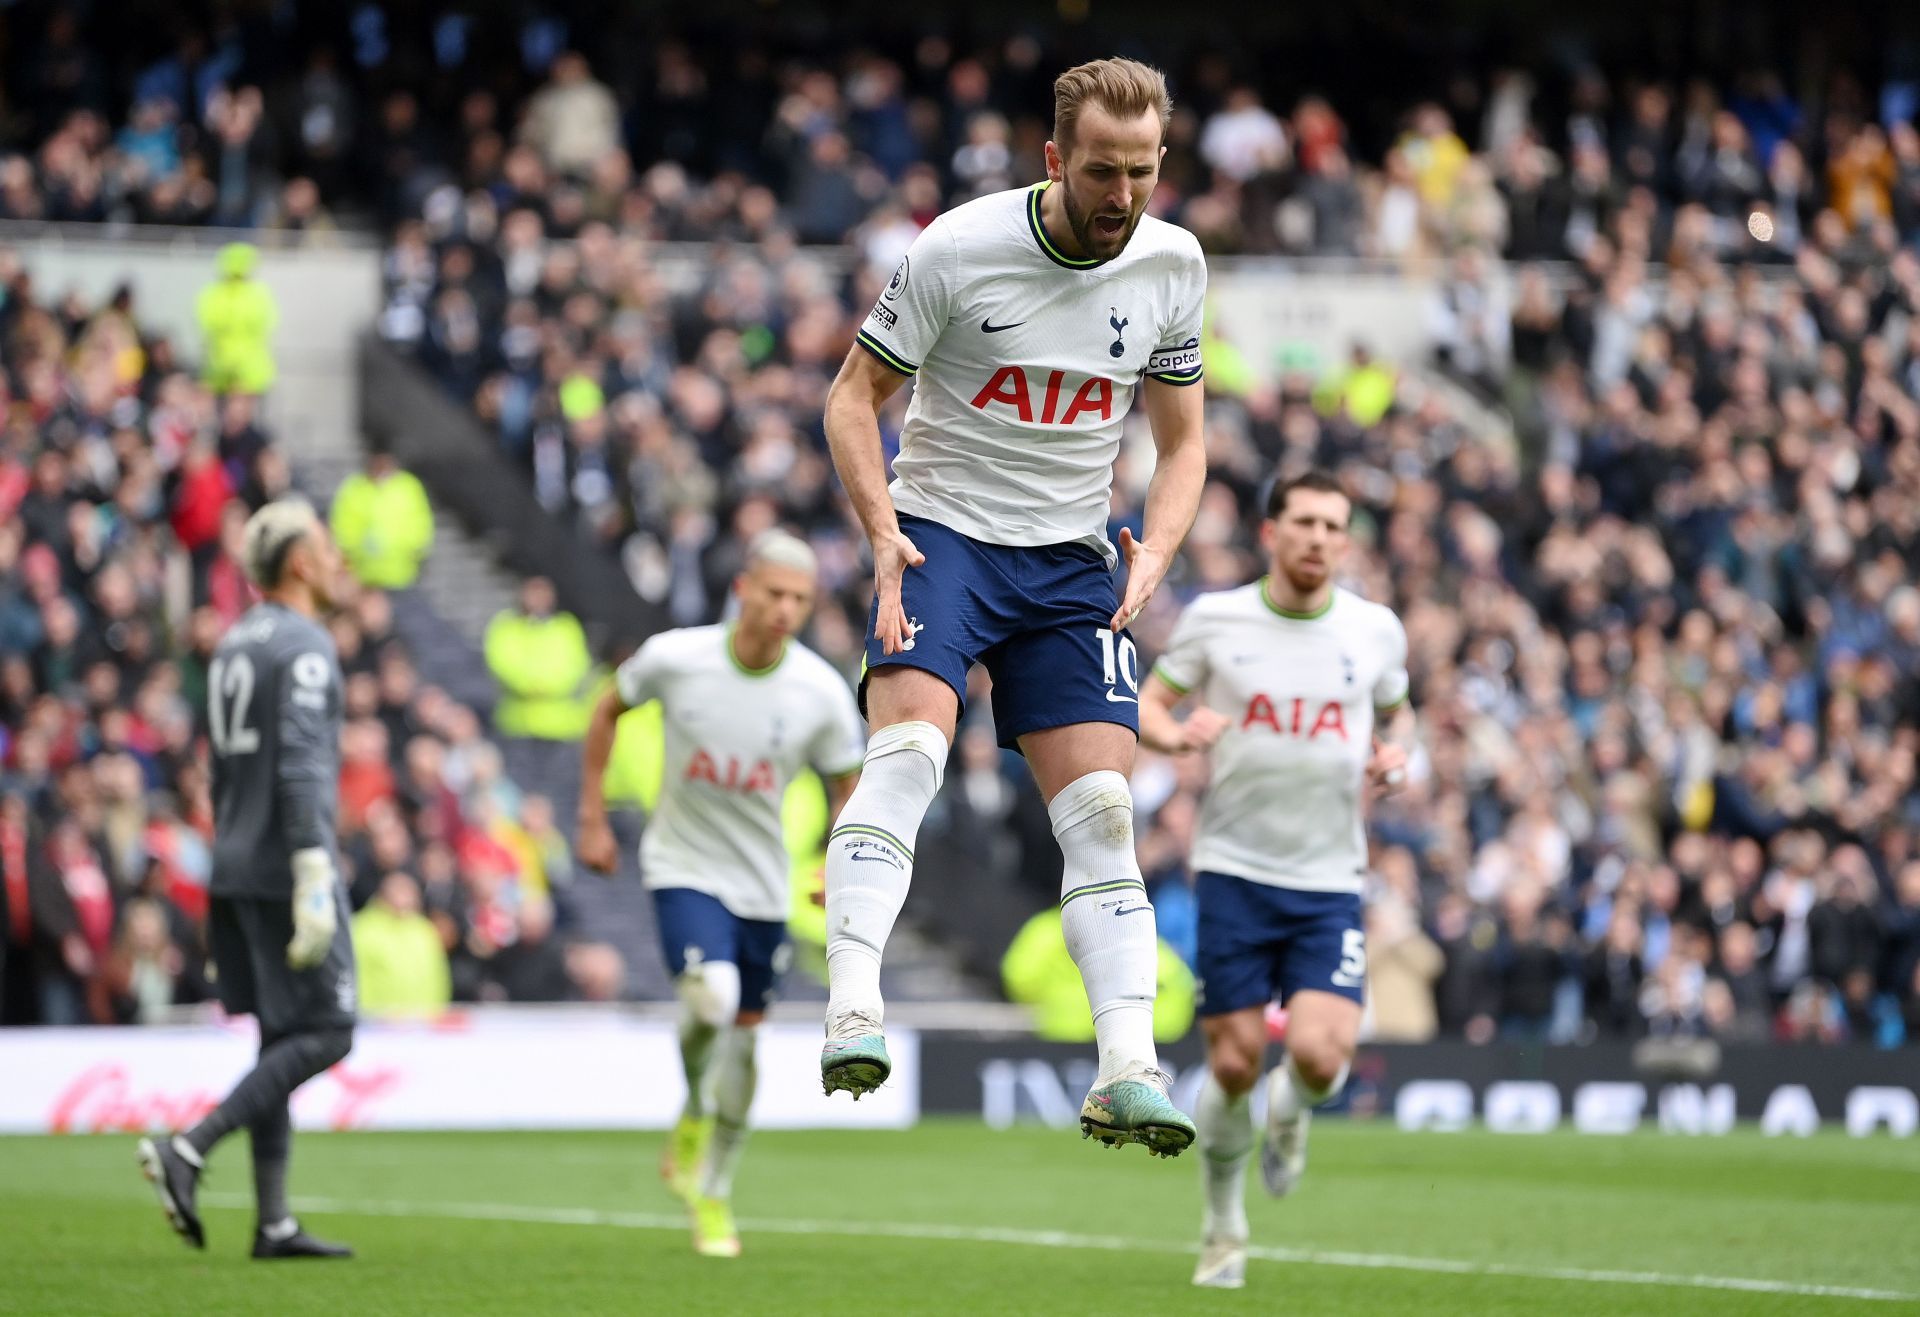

{"left": 1140, "top": 471, "right": 1416, "bottom": 1289}
{"left": 822, "top": 58, "right": 1208, "bottom": 1157}
{"left": 577, "top": 531, "right": 864, "bottom": 1258}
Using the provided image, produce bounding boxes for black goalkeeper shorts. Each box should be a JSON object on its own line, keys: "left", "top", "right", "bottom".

{"left": 208, "top": 894, "right": 358, "bottom": 1041}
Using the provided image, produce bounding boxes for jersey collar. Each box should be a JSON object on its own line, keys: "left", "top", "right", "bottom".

{"left": 1026, "top": 181, "right": 1109, "bottom": 271}
{"left": 726, "top": 624, "right": 788, "bottom": 677}
{"left": 1260, "top": 577, "right": 1334, "bottom": 621}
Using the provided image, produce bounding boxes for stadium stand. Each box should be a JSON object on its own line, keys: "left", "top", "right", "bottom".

{"left": 0, "top": 263, "right": 626, "bottom": 1024}
{"left": 1, "top": 4, "right": 1917, "bottom": 1046}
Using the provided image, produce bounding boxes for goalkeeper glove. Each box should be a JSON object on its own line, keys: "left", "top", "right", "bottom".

{"left": 287, "top": 848, "right": 339, "bottom": 969}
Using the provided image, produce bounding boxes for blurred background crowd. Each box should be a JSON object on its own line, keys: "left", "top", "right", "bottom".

{"left": 2, "top": 2, "right": 1918, "bottom": 1045}
{"left": 0, "top": 254, "right": 625, "bottom": 1025}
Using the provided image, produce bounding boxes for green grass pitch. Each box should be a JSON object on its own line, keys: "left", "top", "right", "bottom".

{"left": 3, "top": 1121, "right": 1916, "bottom": 1315}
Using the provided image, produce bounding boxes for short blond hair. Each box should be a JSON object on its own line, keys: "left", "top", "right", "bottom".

{"left": 242, "top": 497, "right": 320, "bottom": 588}
{"left": 746, "top": 529, "right": 818, "bottom": 577}
{"left": 1053, "top": 58, "right": 1173, "bottom": 150}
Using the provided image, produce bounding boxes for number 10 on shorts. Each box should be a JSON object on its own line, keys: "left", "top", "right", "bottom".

{"left": 1096, "top": 629, "right": 1139, "bottom": 704}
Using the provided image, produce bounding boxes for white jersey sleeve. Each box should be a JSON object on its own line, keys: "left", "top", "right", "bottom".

{"left": 856, "top": 219, "right": 960, "bottom": 377}
{"left": 1373, "top": 612, "right": 1411, "bottom": 711}
{"left": 614, "top": 634, "right": 670, "bottom": 708}
{"left": 806, "top": 659, "right": 867, "bottom": 779}
{"left": 1145, "top": 255, "right": 1207, "bottom": 388}
{"left": 1149, "top": 597, "right": 1214, "bottom": 695}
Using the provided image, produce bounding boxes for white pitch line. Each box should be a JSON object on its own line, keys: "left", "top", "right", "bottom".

{"left": 201, "top": 1193, "right": 1917, "bottom": 1303}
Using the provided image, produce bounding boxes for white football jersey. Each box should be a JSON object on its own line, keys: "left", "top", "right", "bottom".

{"left": 1151, "top": 583, "right": 1409, "bottom": 894}
{"left": 615, "top": 625, "right": 866, "bottom": 921}
{"left": 857, "top": 182, "right": 1207, "bottom": 558}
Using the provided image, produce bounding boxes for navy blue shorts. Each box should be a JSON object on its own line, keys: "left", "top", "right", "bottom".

{"left": 863, "top": 514, "right": 1139, "bottom": 750}
{"left": 652, "top": 887, "right": 791, "bottom": 1015}
{"left": 1195, "top": 871, "right": 1366, "bottom": 1017}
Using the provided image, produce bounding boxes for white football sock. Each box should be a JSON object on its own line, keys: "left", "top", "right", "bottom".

{"left": 825, "top": 721, "right": 945, "bottom": 1025}
{"left": 1051, "top": 770, "right": 1159, "bottom": 1083}
{"left": 700, "top": 1026, "right": 757, "bottom": 1201}
{"left": 675, "top": 961, "right": 740, "bottom": 1119}
{"left": 1196, "top": 1076, "right": 1252, "bottom": 1239}
{"left": 1271, "top": 1052, "right": 1350, "bottom": 1122}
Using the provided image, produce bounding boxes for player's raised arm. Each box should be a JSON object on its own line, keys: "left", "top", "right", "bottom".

{"left": 1114, "top": 368, "right": 1207, "bottom": 632}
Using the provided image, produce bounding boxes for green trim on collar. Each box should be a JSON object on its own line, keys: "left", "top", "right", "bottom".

{"left": 726, "top": 624, "right": 788, "bottom": 677}
{"left": 1260, "top": 577, "right": 1334, "bottom": 621}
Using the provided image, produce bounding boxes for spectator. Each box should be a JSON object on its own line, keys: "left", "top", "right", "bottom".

{"left": 88, "top": 897, "right": 187, "bottom": 1024}
{"left": 518, "top": 52, "right": 620, "bottom": 178}
{"left": 1198, "top": 87, "right": 1288, "bottom": 183}
{"left": 485, "top": 576, "right": 593, "bottom": 744}
{"left": 788, "top": 131, "right": 874, "bottom": 244}
{"left": 1495, "top": 887, "right": 1569, "bottom": 1040}
{"left": 1001, "top": 906, "right": 1194, "bottom": 1044}
{"left": 1300, "top": 146, "right": 1365, "bottom": 256}
{"left": 352, "top": 872, "right": 453, "bottom": 1018}
{"left": 329, "top": 447, "right": 436, "bottom": 590}
{"left": 1365, "top": 890, "right": 1444, "bottom": 1042}
{"left": 1398, "top": 103, "right": 1471, "bottom": 211}
{"left": 1583, "top": 906, "right": 1645, "bottom": 1037}
{"left": 1808, "top": 869, "right": 1882, "bottom": 1032}
{"left": 195, "top": 242, "right": 278, "bottom": 398}
{"left": 1713, "top": 921, "right": 1774, "bottom": 1041}
{"left": 268, "top": 176, "right": 340, "bottom": 239}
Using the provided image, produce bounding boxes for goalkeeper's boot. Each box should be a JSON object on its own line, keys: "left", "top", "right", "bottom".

{"left": 820, "top": 1009, "right": 889, "bottom": 1099}
{"left": 690, "top": 1195, "right": 742, "bottom": 1258}
{"left": 252, "top": 1220, "right": 354, "bottom": 1259}
{"left": 1079, "top": 1065, "right": 1197, "bottom": 1158}
{"left": 661, "top": 1112, "right": 713, "bottom": 1204}
{"left": 137, "top": 1135, "right": 205, "bottom": 1249}
{"left": 1260, "top": 1067, "right": 1310, "bottom": 1197}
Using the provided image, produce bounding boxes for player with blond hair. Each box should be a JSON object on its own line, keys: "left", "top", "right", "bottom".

{"left": 579, "top": 531, "right": 864, "bottom": 1256}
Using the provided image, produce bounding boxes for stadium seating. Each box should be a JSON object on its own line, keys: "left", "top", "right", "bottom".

{"left": 0, "top": 266, "right": 624, "bottom": 1024}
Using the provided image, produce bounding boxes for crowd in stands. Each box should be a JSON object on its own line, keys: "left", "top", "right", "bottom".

{"left": 5, "top": 6, "right": 1920, "bottom": 1044}
{"left": 0, "top": 264, "right": 624, "bottom": 1026}
{"left": 10, "top": 3, "right": 1920, "bottom": 273}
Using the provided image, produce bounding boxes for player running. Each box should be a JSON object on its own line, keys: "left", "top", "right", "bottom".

{"left": 820, "top": 57, "right": 1209, "bottom": 1157}
{"left": 578, "top": 531, "right": 863, "bottom": 1258}
{"left": 138, "top": 498, "right": 357, "bottom": 1260}
{"left": 1139, "top": 471, "right": 1415, "bottom": 1288}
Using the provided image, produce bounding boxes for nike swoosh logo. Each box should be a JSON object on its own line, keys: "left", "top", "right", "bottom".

{"left": 1105, "top": 691, "right": 1138, "bottom": 704}
{"left": 1112, "top": 906, "right": 1151, "bottom": 917}
{"left": 981, "top": 318, "right": 1026, "bottom": 333}
{"left": 850, "top": 854, "right": 900, "bottom": 866}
